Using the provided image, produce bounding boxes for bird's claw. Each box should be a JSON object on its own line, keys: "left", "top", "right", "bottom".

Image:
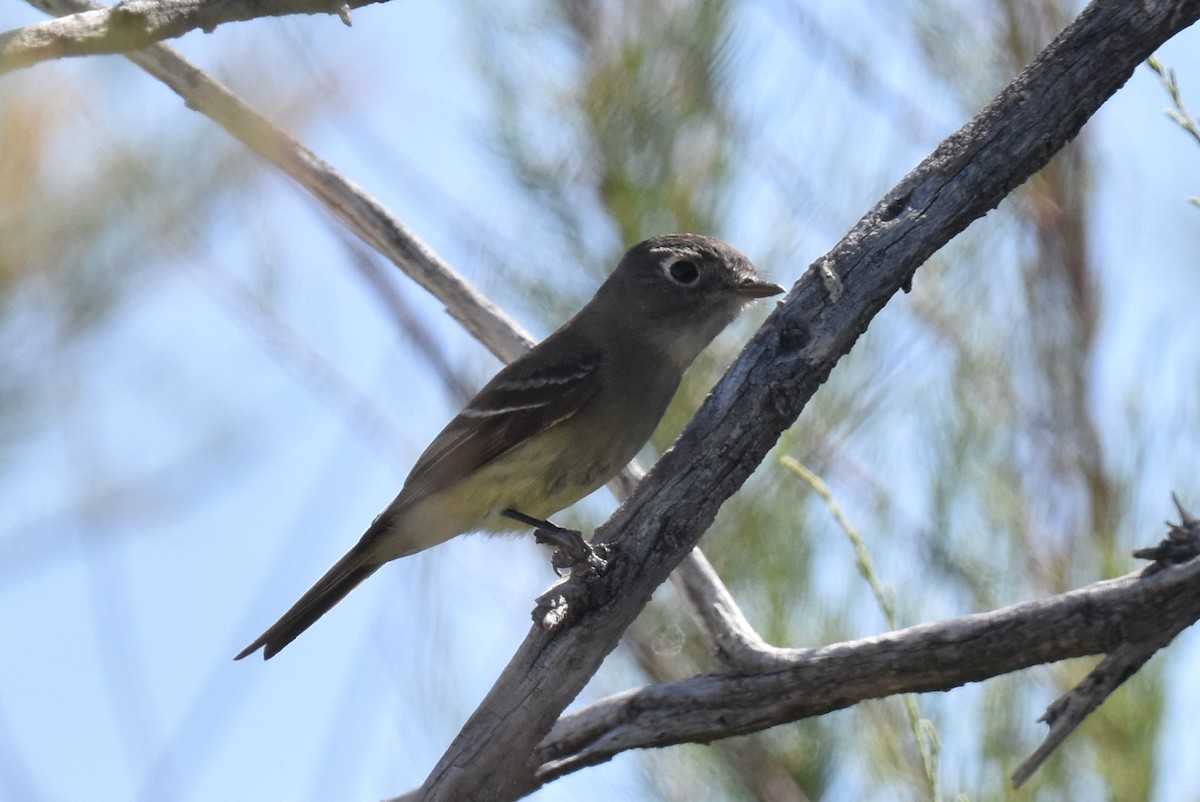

{"left": 533, "top": 524, "right": 610, "bottom": 576}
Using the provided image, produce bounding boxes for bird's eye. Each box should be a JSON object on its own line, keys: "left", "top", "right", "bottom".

{"left": 665, "top": 259, "right": 700, "bottom": 285}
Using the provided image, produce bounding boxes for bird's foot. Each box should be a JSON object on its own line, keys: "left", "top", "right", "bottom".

{"left": 534, "top": 524, "right": 611, "bottom": 577}
{"left": 503, "top": 508, "right": 615, "bottom": 632}
{"left": 501, "top": 508, "right": 610, "bottom": 576}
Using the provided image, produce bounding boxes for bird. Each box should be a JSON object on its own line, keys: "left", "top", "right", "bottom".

{"left": 235, "top": 233, "right": 783, "bottom": 659}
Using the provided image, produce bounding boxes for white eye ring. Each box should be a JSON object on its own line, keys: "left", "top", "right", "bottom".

{"left": 661, "top": 255, "right": 701, "bottom": 285}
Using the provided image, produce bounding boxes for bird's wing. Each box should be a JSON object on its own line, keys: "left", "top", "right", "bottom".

{"left": 234, "top": 349, "right": 602, "bottom": 661}
{"left": 396, "top": 347, "right": 603, "bottom": 505}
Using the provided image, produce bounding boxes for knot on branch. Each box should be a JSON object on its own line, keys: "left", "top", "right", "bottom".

{"left": 1133, "top": 493, "right": 1200, "bottom": 577}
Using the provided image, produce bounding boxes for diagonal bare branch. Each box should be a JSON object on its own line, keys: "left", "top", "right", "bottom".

{"left": 22, "top": 0, "right": 535, "bottom": 366}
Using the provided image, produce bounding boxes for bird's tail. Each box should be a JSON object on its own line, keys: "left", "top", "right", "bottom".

{"left": 235, "top": 548, "right": 381, "bottom": 660}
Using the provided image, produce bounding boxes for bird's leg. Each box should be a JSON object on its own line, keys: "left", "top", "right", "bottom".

{"left": 502, "top": 508, "right": 609, "bottom": 575}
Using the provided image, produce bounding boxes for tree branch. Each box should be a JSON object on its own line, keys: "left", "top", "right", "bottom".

{"left": 21, "top": 0, "right": 534, "bottom": 364}
{"left": 411, "top": 1, "right": 1200, "bottom": 799}
{"left": 534, "top": 555, "right": 1200, "bottom": 784}
{"left": 671, "top": 546, "right": 790, "bottom": 672}
{"left": 0, "top": 0, "right": 388, "bottom": 74}
{"left": 1010, "top": 495, "right": 1200, "bottom": 786}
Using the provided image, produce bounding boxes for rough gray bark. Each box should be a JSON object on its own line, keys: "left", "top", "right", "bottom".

{"left": 534, "top": 557, "right": 1200, "bottom": 784}
{"left": 413, "top": 1, "right": 1200, "bottom": 799}
{"left": 0, "top": 0, "right": 389, "bottom": 73}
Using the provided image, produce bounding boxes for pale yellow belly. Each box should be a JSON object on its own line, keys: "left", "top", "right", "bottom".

{"left": 370, "top": 422, "right": 628, "bottom": 561}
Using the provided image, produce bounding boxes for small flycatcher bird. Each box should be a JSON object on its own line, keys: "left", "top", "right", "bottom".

{"left": 236, "top": 233, "right": 783, "bottom": 659}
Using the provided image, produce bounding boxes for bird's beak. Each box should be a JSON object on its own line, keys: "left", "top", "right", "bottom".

{"left": 735, "top": 276, "right": 786, "bottom": 299}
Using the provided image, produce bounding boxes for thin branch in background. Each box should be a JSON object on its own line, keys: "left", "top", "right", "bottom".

{"left": 184, "top": 258, "right": 413, "bottom": 468}
{"left": 1147, "top": 55, "right": 1200, "bottom": 206}
{"left": 1147, "top": 56, "right": 1200, "bottom": 145}
{"left": 343, "top": 118, "right": 540, "bottom": 292}
{"left": 780, "top": 457, "right": 939, "bottom": 802}
{"left": 670, "top": 546, "right": 789, "bottom": 672}
{"left": 47, "top": 367, "right": 177, "bottom": 798}
{"left": 781, "top": 458, "right": 895, "bottom": 622}
{"left": 0, "top": 422, "right": 243, "bottom": 584}
{"left": 730, "top": 0, "right": 953, "bottom": 253}
{"left": 712, "top": 737, "right": 814, "bottom": 802}
{"left": 137, "top": 440, "right": 379, "bottom": 800}
{"left": 767, "top": 0, "right": 946, "bottom": 143}
{"left": 24, "top": 0, "right": 535, "bottom": 364}
{"left": 335, "top": 232, "right": 477, "bottom": 406}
